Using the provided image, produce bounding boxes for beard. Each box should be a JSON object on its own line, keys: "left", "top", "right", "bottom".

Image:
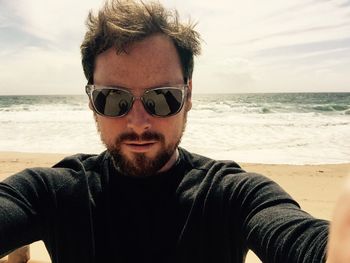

{"left": 94, "top": 110, "right": 188, "bottom": 177}
{"left": 109, "top": 131, "right": 180, "bottom": 177}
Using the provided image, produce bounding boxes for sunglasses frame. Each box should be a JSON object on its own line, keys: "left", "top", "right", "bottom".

{"left": 85, "top": 84, "right": 189, "bottom": 118}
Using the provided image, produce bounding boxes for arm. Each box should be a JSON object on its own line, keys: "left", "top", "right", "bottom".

{"left": 227, "top": 173, "right": 329, "bottom": 262}
{"left": 0, "top": 169, "right": 50, "bottom": 258}
{"left": 6, "top": 246, "right": 30, "bottom": 263}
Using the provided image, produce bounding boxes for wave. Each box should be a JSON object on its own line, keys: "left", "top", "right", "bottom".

{"left": 261, "top": 107, "right": 272, "bottom": 114}
{"left": 312, "top": 105, "right": 349, "bottom": 112}
{"left": 1, "top": 94, "right": 349, "bottom": 164}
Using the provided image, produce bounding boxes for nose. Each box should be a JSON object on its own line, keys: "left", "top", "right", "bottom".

{"left": 126, "top": 99, "right": 152, "bottom": 134}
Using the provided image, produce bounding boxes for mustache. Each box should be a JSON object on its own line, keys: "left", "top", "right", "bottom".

{"left": 116, "top": 131, "right": 164, "bottom": 142}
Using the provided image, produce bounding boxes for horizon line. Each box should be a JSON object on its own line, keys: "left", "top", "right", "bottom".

{"left": 0, "top": 91, "right": 350, "bottom": 96}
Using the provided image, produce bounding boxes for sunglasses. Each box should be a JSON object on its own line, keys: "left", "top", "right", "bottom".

{"left": 86, "top": 84, "right": 188, "bottom": 118}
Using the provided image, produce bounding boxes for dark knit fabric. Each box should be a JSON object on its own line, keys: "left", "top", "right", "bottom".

{"left": 0, "top": 148, "right": 328, "bottom": 263}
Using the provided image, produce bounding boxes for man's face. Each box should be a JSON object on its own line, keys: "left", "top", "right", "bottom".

{"left": 92, "top": 34, "right": 192, "bottom": 176}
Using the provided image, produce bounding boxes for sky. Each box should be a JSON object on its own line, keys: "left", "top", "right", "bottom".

{"left": 0, "top": 0, "right": 350, "bottom": 95}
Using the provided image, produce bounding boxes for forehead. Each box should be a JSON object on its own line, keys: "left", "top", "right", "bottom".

{"left": 93, "top": 34, "right": 183, "bottom": 88}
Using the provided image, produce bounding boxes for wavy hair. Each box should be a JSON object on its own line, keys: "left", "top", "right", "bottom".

{"left": 81, "top": 0, "right": 201, "bottom": 83}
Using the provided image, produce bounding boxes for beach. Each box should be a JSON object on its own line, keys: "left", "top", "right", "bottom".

{"left": 0, "top": 152, "right": 349, "bottom": 263}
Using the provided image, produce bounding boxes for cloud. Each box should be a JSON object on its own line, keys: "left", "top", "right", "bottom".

{"left": 230, "top": 23, "right": 350, "bottom": 48}
{"left": 1, "top": 0, "right": 102, "bottom": 50}
{"left": 0, "top": 46, "right": 86, "bottom": 95}
{"left": 213, "top": 0, "right": 350, "bottom": 54}
{"left": 0, "top": 26, "right": 50, "bottom": 53}
{"left": 1, "top": 0, "right": 350, "bottom": 94}
{"left": 0, "top": 0, "right": 101, "bottom": 95}
{"left": 255, "top": 37, "right": 350, "bottom": 57}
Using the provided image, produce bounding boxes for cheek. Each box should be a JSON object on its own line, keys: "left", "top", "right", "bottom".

{"left": 96, "top": 116, "right": 125, "bottom": 141}
{"left": 161, "top": 113, "right": 186, "bottom": 138}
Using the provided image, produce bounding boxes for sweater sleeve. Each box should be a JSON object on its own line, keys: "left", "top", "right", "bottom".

{"left": 226, "top": 172, "right": 329, "bottom": 263}
{"left": 0, "top": 168, "right": 53, "bottom": 257}
{"left": 0, "top": 153, "right": 101, "bottom": 263}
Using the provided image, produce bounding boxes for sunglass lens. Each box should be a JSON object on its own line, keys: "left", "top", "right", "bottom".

{"left": 143, "top": 88, "right": 184, "bottom": 116}
{"left": 92, "top": 89, "right": 132, "bottom": 117}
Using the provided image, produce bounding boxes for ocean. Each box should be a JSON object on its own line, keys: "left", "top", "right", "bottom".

{"left": 0, "top": 93, "right": 349, "bottom": 164}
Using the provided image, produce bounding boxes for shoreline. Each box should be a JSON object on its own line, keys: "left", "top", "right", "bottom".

{"left": 1, "top": 151, "right": 348, "bottom": 219}
{"left": 1, "top": 151, "right": 349, "bottom": 263}
{"left": 1, "top": 150, "right": 349, "bottom": 165}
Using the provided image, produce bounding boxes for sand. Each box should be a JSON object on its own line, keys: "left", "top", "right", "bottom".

{"left": 0, "top": 151, "right": 349, "bottom": 263}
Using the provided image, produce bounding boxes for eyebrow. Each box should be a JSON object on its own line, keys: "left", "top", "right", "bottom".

{"left": 97, "top": 81, "right": 185, "bottom": 90}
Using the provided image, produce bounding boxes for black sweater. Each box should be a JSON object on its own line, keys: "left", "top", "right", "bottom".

{"left": 0, "top": 148, "right": 328, "bottom": 263}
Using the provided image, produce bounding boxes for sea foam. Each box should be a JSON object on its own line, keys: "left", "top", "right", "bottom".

{"left": 0, "top": 93, "right": 349, "bottom": 164}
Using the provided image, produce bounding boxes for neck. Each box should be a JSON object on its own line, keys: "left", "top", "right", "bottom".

{"left": 157, "top": 148, "right": 179, "bottom": 173}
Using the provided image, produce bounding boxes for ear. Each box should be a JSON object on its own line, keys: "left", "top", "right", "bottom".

{"left": 186, "top": 79, "right": 192, "bottom": 111}
{"left": 88, "top": 101, "right": 94, "bottom": 111}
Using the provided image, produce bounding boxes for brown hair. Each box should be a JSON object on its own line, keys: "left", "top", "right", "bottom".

{"left": 81, "top": 0, "right": 201, "bottom": 83}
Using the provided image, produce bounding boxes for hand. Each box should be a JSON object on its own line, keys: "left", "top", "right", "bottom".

{"left": 6, "top": 246, "right": 30, "bottom": 263}
{"left": 327, "top": 178, "right": 350, "bottom": 263}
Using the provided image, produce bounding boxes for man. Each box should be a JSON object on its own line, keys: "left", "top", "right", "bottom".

{"left": 0, "top": 0, "right": 348, "bottom": 262}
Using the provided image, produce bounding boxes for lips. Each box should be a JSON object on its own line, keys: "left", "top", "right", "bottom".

{"left": 123, "top": 141, "right": 158, "bottom": 152}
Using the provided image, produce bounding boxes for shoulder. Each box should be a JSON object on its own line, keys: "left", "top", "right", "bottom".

{"left": 177, "top": 147, "right": 248, "bottom": 195}
{"left": 178, "top": 148, "right": 294, "bottom": 205}
{"left": 52, "top": 151, "right": 108, "bottom": 172}
{"left": 179, "top": 147, "right": 270, "bottom": 188}
{"left": 179, "top": 147, "right": 243, "bottom": 174}
{"left": 2, "top": 151, "right": 110, "bottom": 196}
